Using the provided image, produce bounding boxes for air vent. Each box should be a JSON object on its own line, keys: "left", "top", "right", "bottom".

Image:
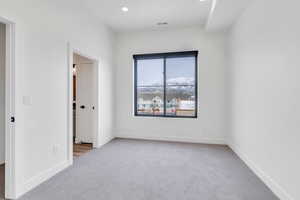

{"left": 157, "top": 22, "right": 168, "bottom": 26}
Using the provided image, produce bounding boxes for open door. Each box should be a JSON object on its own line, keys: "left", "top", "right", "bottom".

{"left": 69, "top": 49, "right": 99, "bottom": 160}
{"left": 75, "top": 62, "right": 96, "bottom": 145}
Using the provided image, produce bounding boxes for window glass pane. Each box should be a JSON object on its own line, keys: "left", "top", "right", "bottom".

{"left": 166, "top": 57, "right": 196, "bottom": 117}
{"left": 136, "top": 59, "right": 164, "bottom": 115}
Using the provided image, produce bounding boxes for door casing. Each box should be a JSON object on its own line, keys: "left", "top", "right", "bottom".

{"left": 67, "top": 44, "right": 100, "bottom": 164}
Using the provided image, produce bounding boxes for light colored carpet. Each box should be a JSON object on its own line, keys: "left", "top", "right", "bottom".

{"left": 19, "top": 139, "right": 278, "bottom": 200}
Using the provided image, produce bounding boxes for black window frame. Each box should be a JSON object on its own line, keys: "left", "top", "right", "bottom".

{"left": 134, "top": 51, "right": 198, "bottom": 118}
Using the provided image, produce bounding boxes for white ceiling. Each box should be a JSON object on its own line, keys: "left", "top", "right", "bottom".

{"left": 81, "top": 0, "right": 212, "bottom": 32}
{"left": 206, "top": 0, "right": 253, "bottom": 31}
{"left": 79, "top": 0, "right": 252, "bottom": 33}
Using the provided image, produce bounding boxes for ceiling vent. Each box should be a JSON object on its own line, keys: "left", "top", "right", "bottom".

{"left": 157, "top": 22, "right": 168, "bottom": 26}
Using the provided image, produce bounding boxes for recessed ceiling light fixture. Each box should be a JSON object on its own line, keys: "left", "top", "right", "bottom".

{"left": 157, "top": 22, "right": 168, "bottom": 26}
{"left": 199, "top": 0, "right": 207, "bottom": 2}
{"left": 122, "top": 6, "right": 129, "bottom": 12}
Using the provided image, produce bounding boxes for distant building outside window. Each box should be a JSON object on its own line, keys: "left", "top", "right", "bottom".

{"left": 134, "top": 51, "right": 198, "bottom": 118}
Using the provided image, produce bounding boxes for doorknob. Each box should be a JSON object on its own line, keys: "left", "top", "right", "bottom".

{"left": 80, "top": 105, "right": 85, "bottom": 109}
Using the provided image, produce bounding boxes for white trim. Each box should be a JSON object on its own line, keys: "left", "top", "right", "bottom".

{"left": 0, "top": 16, "right": 17, "bottom": 199}
{"left": 67, "top": 44, "right": 73, "bottom": 165}
{"left": 18, "top": 136, "right": 114, "bottom": 198}
{"left": 18, "top": 136, "right": 113, "bottom": 199}
{"left": 229, "top": 143, "right": 294, "bottom": 200}
{"left": 19, "top": 161, "right": 71, "bottom": 199}
{"left": 115, "top": 132, "right": 226, "bottom": 145}
{"left": 67, "top": 43, "right": 100, "bottom": 165}
{"left": 98, "top": 135, "right": 115, "bottom": 148}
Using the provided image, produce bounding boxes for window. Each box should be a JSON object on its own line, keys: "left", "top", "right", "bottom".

{"left": 134, "top": 51, "right": 198, "bottom": 118}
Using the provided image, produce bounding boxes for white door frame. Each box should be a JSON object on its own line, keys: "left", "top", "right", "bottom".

{"left": 0, "top": 16, "right": 17, "bottom": 199}
{"left": 67, "top": 44, "right": 100, "bottom": 164}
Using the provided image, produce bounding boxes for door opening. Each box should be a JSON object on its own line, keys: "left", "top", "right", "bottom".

{"left": 0, "top": 16, "right": 16, "bottom": 199}
{"left": 72, "top": 53, "right": 98, "bottom": 158}
{"left": 0, "top": 22, "right": 6, "bottom": 200}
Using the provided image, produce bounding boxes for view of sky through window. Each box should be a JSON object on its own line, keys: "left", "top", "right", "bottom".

{"left": 137, "top": 59, "right": 164, "bottom": 86}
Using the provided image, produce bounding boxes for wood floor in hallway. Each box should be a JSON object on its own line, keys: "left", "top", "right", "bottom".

{"left": 0, "top": 164, "right": 4, "bottom": 200}
{"left": 73, "top": 143, "right": 93, "bottom": 157}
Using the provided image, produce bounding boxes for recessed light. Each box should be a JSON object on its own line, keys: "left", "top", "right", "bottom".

{"left": 199, "top": 0, "right": 207, "bottom": 2}
{"left": 122, "top": 7, "right": 129, "bottom": 12}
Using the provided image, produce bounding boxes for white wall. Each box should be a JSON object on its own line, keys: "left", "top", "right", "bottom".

{"left": 0, "top": 23, "right": 5, "bottom": 165}
{"left": 228, "top": 0, "right": 300, "bottom": 199}
{"left": 115, "top": 27, "right": 227, "bottom": 144}
{"left": 0, "top": 0, "right": 115, "bottom": 198}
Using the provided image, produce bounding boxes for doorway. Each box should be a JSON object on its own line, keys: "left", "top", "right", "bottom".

{"left": 0, "top": 22, "right": 5, "bottom": 200}
{"left": 0, "top": 17, "right": 16, "bottom": 200}
{"left": 72, "top": 53, "right": 98, "bottom": 158}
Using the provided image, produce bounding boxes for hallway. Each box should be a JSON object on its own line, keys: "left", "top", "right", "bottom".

{"left": 0, "top": 164, "right": 4, "bottom": 199}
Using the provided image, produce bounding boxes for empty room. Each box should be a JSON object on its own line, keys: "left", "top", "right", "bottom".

{"left": 0, "top": 0, "right": 299, "bottom": 199}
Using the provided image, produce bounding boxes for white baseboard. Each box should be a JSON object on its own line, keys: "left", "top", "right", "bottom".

{"left": 229, "top": 143, "right": 294, "bottom": 200}
{"left": 15, "top": 135, "right": 293, "bottom": 200}
{"left": 18, "top": 160, "right": 71, "bottom": 199}
{"left": 96, "top": 135, "right": 115, "bottom": 148}
{"left": 16, "top": 136, "right": 115, "bottom": 199}
{"left": 115, "top": 133, "right": 226, "bottom": 145}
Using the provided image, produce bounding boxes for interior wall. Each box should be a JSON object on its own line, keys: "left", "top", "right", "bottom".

{"left": 0, "top": 23, "right": 5, "bottom": 165}
{"left": 115, "top": 27, "right": 227, "bottom": 144}
{"left": 228, "top": 0, "right": 300, "bottom": 199}
{"left": 0, "top": 0, "right": 115, "bottom": 198}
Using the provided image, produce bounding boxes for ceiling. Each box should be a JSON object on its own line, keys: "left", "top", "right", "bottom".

{"left": 81, "top": 0, "right": 212, "bottom": 32}
{"left": 79, "top": 0, "right": 252, "bottom": 33}
{"left": 206, "top": 0, "right": 253, "bottom": 31}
